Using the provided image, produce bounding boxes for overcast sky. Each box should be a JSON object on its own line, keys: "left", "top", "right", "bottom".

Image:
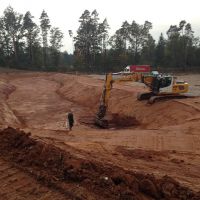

{"left": 1, "top": 0, "right": 200, "bottom": 53}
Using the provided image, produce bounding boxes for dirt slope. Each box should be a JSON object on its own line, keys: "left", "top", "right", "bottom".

{"left": 0, "top": 127, "right": 199, "bottom": 200}
{"left": 0, "top": 79, "right": 20, "bottom": 128}
{"left": 0, "top": 71, "right": 200, "bottom": 199}
{"left": 0, "top": 158, "right": 68, "bottom": 200}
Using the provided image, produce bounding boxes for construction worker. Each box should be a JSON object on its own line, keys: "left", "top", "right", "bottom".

{"left": 66, "top": 111, "right": 74, "bottom": 131}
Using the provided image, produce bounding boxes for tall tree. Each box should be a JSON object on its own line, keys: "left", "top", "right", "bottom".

{"left": 98, "top": 18, "right": 110, "bottom": 71}
{"left": 140, "top": 34, "right": 155, "bottom": 64}
{"left": 40, "top": 10, "right": 51, "bottom": 67}
{"left": 0, "top": 17, "right": 8, "bottom": 65}
{"left": 98, "top": 18, "right": 110, "bottom": 53}
{"left": 155, "top": 33, "right": 166, "bottom": 66}
{"left": 166, "top": 20, "right": 194, "bottom": 69}
{"left": 74, "top": 9, "right": 105, "bottom": 70}
{"left": 110, "top": 20, "right": 153, "bottom": 66}
{"left": 120, "top": 21, "right": 130, "bottom": 51}
{"left": 74, "top": 10, "right": 91, "bottom": 69}
{"left": 90, "top": 9, "right": 100, "bottom": 58}
{"left": 23, "top": 11, "right": 40, "bottom": 66}
{"left": 50, "top": 27, "right": 64, "bottom": 66}
{"left": 3, "top": 6, "right": 24, "bottom": 65}
{"left": 181, "top": 22, "right": 194, "bottom": 68}
{"left": 128, "top": 20, "right": 152, "bottom": 63}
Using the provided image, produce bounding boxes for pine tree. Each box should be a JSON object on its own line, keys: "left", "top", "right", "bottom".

{"left": 23, "top": 11, "right": 40, "bottom": 66}
{"left": 40, "top": 10, "right": 51, "bottom": 67}
{"left": 155, "top": 33, "right": 166, "bottom": 67}
{"left": 50, "top": 27, "right": 64, "bottom": 66}
{"left": 3, "top": 6, "right": 24, "bottom": 65}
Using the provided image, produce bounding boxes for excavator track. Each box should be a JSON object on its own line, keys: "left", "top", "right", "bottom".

{"left": 137, "top": 92, "right": 154, "bottom": 100}
{"left": 148, "top": 94, "right": 193, "bottom": 104}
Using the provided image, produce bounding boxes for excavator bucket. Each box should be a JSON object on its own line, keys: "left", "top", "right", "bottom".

{"left": 95, "top": 105, "right": 108, "bottom": 128}
{"left": 95, "top": 117, "right": 108, "bottom": 128}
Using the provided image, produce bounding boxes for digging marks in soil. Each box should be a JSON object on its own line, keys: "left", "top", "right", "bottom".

{"left": 0, "top": 127, "right": 199, "bottom": 200}
{"left": 1, "top": 71, "right": 200, "bottom": 198}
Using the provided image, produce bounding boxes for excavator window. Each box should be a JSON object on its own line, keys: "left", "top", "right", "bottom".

{"left": 159, "top": 77, "right": 172, "bottom": 88}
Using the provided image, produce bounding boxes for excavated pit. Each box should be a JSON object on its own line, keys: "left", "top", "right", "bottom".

{"left": 0, "top": 127, "right": 199, "bottom": 200}
{"left": 55, "top": 74, "right": 200, "bottom": 130}
{"left": 1, "top": 72, "right": 200, "bottom": 198}
{"left": 80, "top": 113, "right": 140, "bottom": 129}
{"left": 109, "top": 113, "right": 140, "bottom": 128}
{"left": 99, "top": 113, "right": 140, "bottom": 129}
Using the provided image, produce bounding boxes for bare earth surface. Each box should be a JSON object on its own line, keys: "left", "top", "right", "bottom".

{"left": 0, "top": 71, "right": 200, "bottom": 199}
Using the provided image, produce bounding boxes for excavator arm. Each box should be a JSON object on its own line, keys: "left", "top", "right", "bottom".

{"left": 96, "top": 73, "right": 113, "bottom": 120}
{"left": 95, "top": 73, "right": 141, "bottom": 127}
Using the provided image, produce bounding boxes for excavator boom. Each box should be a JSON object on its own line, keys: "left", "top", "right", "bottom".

{"left": 95, "top": 73, "right": 142, "bottom": 127}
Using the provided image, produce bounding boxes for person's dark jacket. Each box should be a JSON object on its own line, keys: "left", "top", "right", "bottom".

{"left": 68, "top": 112, "right": 74, "bottom": 127}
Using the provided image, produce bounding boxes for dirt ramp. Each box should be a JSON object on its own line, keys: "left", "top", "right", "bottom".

{"left": 0, "top": 127, "right": 199, "bottom": 200}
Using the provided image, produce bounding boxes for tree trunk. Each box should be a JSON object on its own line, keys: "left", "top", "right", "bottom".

{"left": 12, "top": 36, "right": 18, "bottom": 63}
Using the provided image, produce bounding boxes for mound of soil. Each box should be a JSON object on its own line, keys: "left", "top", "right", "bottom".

{"left": 0, "top": 127, "right": 199, "bottom": 200}
{"left": 116, "top": 146, "right": 168, "bottom": 162}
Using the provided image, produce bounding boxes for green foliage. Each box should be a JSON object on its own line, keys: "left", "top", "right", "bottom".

{"left": 23, "top": 11, "right": 40, "bottom": 67}
{"left": 40, "top": 10, "right": 51, "bottom": 67}
{"left": 0, "top": 7, "right": 200, "bottom": 72}
{"left": 165, "top": 20, "right": 195, "bottom": 69}
{"left": 155, "top": 33, "right": 166, "bottom": 66}
{"left": 74, "top": 9, "right": 110, "bottom": 71}
{"left": 50, "top": 27, "right": 64, "bottom": 66}
{"left": 2, "top": 6, "right": 24, "bottom": 66}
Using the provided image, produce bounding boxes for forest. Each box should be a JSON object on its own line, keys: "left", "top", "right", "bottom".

{"left": 0, "top": 6, "right": 200, "bottom": 72}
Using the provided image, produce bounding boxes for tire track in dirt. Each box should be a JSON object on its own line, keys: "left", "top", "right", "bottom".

{"left": 2, "top": 72, "right": 200, "bottom": 195}
{"left": 0, "top": 127, "right": 199, "bottom": 200}
{"left": 0, "top": 158, "right": 70, "bottom": 200}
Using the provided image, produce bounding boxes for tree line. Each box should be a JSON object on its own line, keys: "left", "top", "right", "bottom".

{"left": 0, "top": 6, "right": 70, "bottom": 71}
{"left": 0, "top": 7, "right": 200, "bottom": 72}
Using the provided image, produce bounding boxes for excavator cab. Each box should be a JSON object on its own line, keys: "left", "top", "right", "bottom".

{"left": 151, "top": 75, "right": 173, "bottom": 93}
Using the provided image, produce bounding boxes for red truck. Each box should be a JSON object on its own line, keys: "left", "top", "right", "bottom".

{"left": 124, "top": 65, "right": 151, "bottom": 73}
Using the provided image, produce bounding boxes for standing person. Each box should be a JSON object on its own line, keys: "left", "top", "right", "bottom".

{"left": 66, "top": 111, "right": 74, "bottom": 131}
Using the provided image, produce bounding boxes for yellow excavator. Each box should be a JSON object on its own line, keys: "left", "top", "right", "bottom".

{"left": 95, "top": 72, "right": 189, "bottom": 127}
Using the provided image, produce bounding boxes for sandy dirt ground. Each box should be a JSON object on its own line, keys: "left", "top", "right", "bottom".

{"left": 0, "top": 71, "right": 200, "bottom": 199}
